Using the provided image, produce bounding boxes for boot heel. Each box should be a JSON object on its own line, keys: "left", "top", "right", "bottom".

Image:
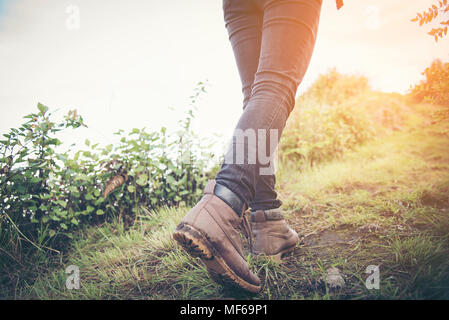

{"left": 173, "top": 224, "right": 262, "bottom": 293}
{"left": 173, "top": 224, "right": 214, "bottom": 260}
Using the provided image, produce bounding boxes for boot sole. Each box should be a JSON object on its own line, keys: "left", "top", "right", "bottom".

{"left": 173, "top": 224, "right": 261, "bottom": 294}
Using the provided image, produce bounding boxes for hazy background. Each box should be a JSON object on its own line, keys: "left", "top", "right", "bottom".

{"left": 1, "top": 0, "right": 448, "bottom": 152}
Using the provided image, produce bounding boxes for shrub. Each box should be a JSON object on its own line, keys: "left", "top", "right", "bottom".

{"left": 304, "top": 68, "right": 370, "bottom": 107}
{"left": 280, "top": 70, "right": 408, "bottom": 167}
{"left": 0, "top": 85, "right": 215, "bottom": 272}
{"left": 280, "top": 97, "right": 374, "bottom": 166}
{"left": 411, "top": 59, "right": 449, "bottom": 107}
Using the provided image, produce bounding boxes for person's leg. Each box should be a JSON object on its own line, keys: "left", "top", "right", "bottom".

{"left": 223, "top": 0, "right": 262, "bottom": 110}
{"left": 221, "top": 0, "right": 281, "bottom": 212}
{"left": 216, "top": 0, "right": 322, "bottom": 208}
{"left": 251, "top": 174, "right": 281, "bottom": 211}
{"left": 174, "top": 0, "right": 322, "bottom": 292}
{"left": 173, "top": 0, "right": 266, "bottom": 293}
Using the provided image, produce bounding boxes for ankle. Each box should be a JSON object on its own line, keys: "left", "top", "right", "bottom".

{"left": 250, "top": 208, "right": 284, "bottom": 222}
{"left": 213, "top": 182, "right": 247, "bottom": 216}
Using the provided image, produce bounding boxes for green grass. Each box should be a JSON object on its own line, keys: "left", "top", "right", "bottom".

{"left": 9, "top": 105, "right": 449, "bottom": 300}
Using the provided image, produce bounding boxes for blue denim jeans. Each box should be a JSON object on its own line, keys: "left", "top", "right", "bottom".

{"left": 215, "top": 0, "right": 322, "bottom": 211}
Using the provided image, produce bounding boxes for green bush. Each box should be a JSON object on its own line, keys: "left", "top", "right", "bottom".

{"left": 411, "top": 59, "right": 449, "bottom": 107}
{"left": 280, "top": 97, "right": 374, "bottom": 166}
{"left": 0, "top": 85, "right": 215, "bottom": 271}
{"left": 304, "top": 68, "right": 370, "bottom": 107}
{"left": 280, "top": 70, "right": 407, "bottom": 167}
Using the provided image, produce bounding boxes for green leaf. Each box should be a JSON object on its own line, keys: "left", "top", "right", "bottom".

{"left": 60, "top": 223, "right": 68, "bottom": 230}
{"left": 96, "top": 209, "right": 105, "bottom": 215}
{"left": 75, "top": 173, "right": 90, "bottom": 181}
{"left": 37, "top": 102, "right": 49, "bottom": 115}
{"left": 166, "top": 175, "right": 177, "bottom": 185}
{"left": 17, "top": 185, "right": 26, "bottom": 194}
{"left": 30, "top": 177, "right": 41, "bottom": 183}
{"left": 56, "top": 200, "right": 67, "bottom": 208}
{"left": 44, "top": 138, "right": 60, "bottom": 146}
{"left": 128, "top": 185, "right": 136, "bottom": 193}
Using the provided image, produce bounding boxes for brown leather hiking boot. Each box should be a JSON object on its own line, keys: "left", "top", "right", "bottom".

{"left": 173, "top": 180, "right": 261, "bottom": 293}
{"left": 250, "top": 208, "right": 299, "bottom": 262}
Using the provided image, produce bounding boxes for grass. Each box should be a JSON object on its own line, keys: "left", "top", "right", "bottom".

{"left": 8, "top": 104, "right": 449, "bottom": 300}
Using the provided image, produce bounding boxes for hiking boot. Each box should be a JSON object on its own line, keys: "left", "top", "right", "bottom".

{"left": 173, "top": 180, "right": 262, "bottom": 293}
{"left": 250, "top": 208, "right": 299, "bottom": 262}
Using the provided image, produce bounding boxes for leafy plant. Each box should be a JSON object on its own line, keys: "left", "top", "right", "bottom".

{"left": 280, "top": 70, "right": 375, "bottom": 167}
{"left": 412, "top": 0, "right": 449, "bottom": 42}
{"left": 410, "top": 59, "right": 449, "bottom": 108}
{"left": 0, "top": 83, "right": 216, "bottom": 283}
{"left": 303, "top": 68, "right": 370, "bottom": 107}
{"left": 0, "top": 104, "right": 86, "bottom": 256}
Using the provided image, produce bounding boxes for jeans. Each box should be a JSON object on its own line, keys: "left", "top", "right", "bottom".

{"left": 215, "top": 0, "right": 322, "bottom": 211}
